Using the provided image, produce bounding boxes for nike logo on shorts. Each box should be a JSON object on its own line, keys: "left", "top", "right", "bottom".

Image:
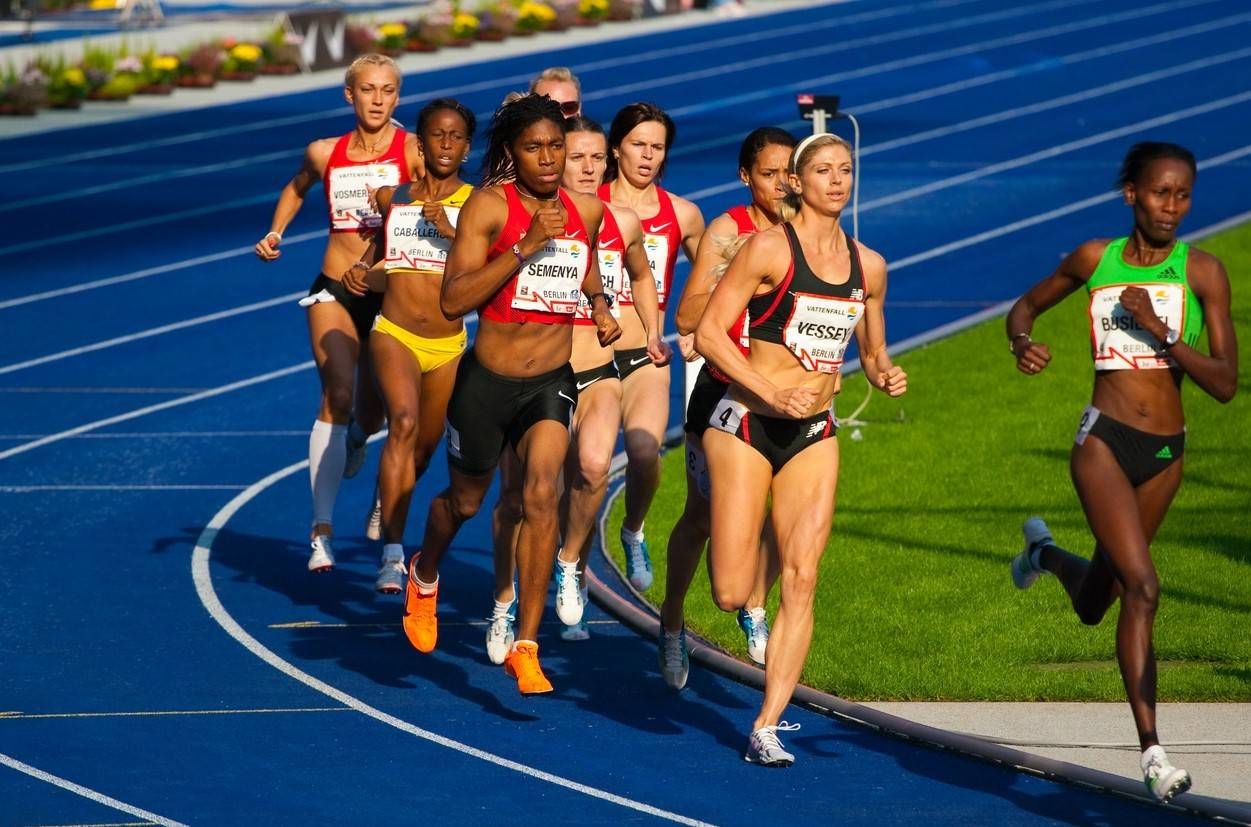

{"left": 575, "top": 379, "right": 598, "bottom": 392}
{"left": 628, "top": 355, "right": 651, "bottom": 367}
{"left": 557, "top": 390, "right": 576, "bottom": 404}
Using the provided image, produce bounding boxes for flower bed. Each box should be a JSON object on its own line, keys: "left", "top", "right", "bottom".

{"left": 1, "top": 0, "right": 650, "bottom": 117}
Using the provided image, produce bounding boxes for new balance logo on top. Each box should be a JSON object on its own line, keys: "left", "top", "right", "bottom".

{"left": 805, "top": 421, "right": 827, "bottom": 438}
{"left": 1158, "top": 266, "right": 1181, "bottom": 280}
{"left": 1155, "top": 445, "right": 1173, "bottom": 459}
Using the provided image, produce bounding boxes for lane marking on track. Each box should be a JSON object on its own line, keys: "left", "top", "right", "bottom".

{"left": 0, "top": 293, "right": 302, "bottom": 376}
{"left": 0, "top": 485, "right": 251, "bottom": 492}
{"left": 0, "top": 362, "right": 313, "bottom": 463}
{"left": 0, "top": 431, "right": 307, "bottom": 439}
{"left": 190, "top": 459, "right": 713, "bottom": 827}
{"left": 668, "top": 0, "right": 1225, "bottom": 118}
{"left": 0, "top": 751, "right": 188, "bottom": 827}
{"left": 268, "top": 619, "right": 621, "bottom": 629}
{"left": 3, "top": 0, "right": 1239, "bottom": 308}
{"left": 3, "top": 171, "right": 1246, "bottom": 465}
{"left": 0, "top": 0, "right": 976, "bottom": 176}
{"left": 0, "top": 707, "right": 349, "bottom": 721}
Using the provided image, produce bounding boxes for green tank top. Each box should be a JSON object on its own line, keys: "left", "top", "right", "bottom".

{"left": 1086, "top": 237, "right": 1203, "bottom": 370}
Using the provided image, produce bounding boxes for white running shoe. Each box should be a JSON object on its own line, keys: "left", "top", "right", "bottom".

{"left": 560, "top": 619, "right": 590, "bottom": 641}
{"left": 745, "top": 722, "right": 801, "bottom": 767}
{"left": 343, "top": 419, "right": 368, "bottom": 479}
{"left": 1011, "top": 516, "right": 1052, "bottom": 590}
{"left": 1142, "top": 745, "right": 1192, "bottom": 802}
{"left": 554, "top": 555, "right": 585, "bottom": 626}
{"left": 375, "top": 552, "right": 405, "bottom": 595}
{"left": 307, "top": 535, "right": 335, "bottom": 572}
{"left": 622, "top": 528, "right": 653, "bottom": 591}
{"left": 738, "top": 607, "right": 770, "bottom": 666}
{"left": 659, "top": 628, "right": 689, "bottom": 690}
{"left": 485, "top": 600, "right": 516, "bottom": 665}
{"left": 364, "top": 490, "right": 383, "bottom": 541}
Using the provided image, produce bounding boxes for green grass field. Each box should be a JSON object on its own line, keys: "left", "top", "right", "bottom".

{"left": 605, "top": 223, "right": 1251, "bottom": 702}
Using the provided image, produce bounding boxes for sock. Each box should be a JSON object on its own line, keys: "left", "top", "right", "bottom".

{"left": 309, "top": 420, "right": 347, "bottom": 526}
{"left": 416, "top": 574, "right": 438, "bottom": 595}
{"left": 1142, "top": 745, "right": 1167, "bottom": 771}
{"left": 558, "top": 556, "right": 579, "bottom": 576}
{"left": 621, "top": 523, "right": 645, "bottom": 543}
{"left": 381, "top": 543, "right": 404, "bottom": 564}
{"left": 492, "top": 599, "right": 514, "bottom": 619}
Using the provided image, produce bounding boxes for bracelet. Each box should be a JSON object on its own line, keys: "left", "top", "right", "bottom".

{"left": 1008, "top": 331, "right": 1031, "bottom": 354}
{"left": 265, "top": 231, "right": 282, "bottom": 244}
{"left": 587, "top": 291, "right": 614, "bottom": 309}
{"left": 510, "top": 242, "right": 526, "bottom": 267}
{"left": 350, "top": 260, "right": 368, "bottom": 271}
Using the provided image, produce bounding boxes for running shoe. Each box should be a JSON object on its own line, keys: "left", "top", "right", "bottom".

{"left": 307, "top": 535, "right": 335, "bottom": 572}
{"left": 1142, "top": 745, "right": 1192, "bottom": 802}
{"left": 560, "top": 619, "right": 590, "bottom": 641}
{"left": 485, "top": 599, "right": 516, "bottom": 665}
{"left": 402, "top": 555, "right": 438, "bottom": 653}
{"left": 364, "top": 488, "right": 383, "bottom": 541}
{"left": 344, "top": 418, "right": 368, "bottom": 479}
{"left": 745, "top": 722, "right": 801, "bottom": 767}
{"left": 1011, "top": 516, "right": 1053, "bottom": 590}
{"left": 658, "top": 628, "right": 689, "bottom": 690}
{"left": 738, "top": 607, "right": 770, "bottom": 666}
{"left": 554, "top": 555, "right": 585, "bottom": 626}
{"left": 622, "top": 528, "right": 653, "bottom": 590}
{"left": 504, "top": 641, "right": 554, "bottom": 695}
{"left": 374, "top": 549, "right": 405, "bottom": 595}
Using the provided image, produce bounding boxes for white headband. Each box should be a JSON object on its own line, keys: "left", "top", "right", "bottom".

{"left": 790, "top": 132, "right": 836, "bottom": 173}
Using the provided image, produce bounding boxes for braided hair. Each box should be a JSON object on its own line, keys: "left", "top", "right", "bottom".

{"left": 479, "top": 93, "right": 566, "bottom": 187}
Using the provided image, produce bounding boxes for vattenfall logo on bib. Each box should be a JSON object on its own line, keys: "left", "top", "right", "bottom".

{"left": 568, "top": 243, "right": 583, "bottom": 257}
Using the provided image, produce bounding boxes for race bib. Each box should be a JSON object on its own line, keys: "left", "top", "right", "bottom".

{"left": 709, "top": 395, "right": 747, "bottom": 435}
{"left": 782, "top": 293, "right": 862, "bottom": 373}
{"left": 385, "top": 204, "right": 459, "bottom": 272}
{"left": 641, "top": 232, "right": 671, "bottom": 305}
{"left": 327, "top": 163, "right": 401, "bottom": 230}
{"left": 1073, "top": 405, "right": 1100, "bottom": 446}
{"left": 511, "top": 236, "right": 588, "bottom": 315}
{"left": 1090, "top": 283, "right": 1182, "bottom": 370}
{"left": 575, "top": 246, "right": 623, "bottom": 320}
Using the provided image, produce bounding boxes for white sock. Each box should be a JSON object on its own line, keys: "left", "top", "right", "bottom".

{"left": 309, "top": 420, "right": 347, "bottom": 526}
{"left": 492, "top": 599, "right": 514, "bottom": 618}
{"left": 381, "top": 543, "right": 404, "bottom": 564}
{"left": 415, "top": 574, "right": 438, "bottom": 595}
{"left": 558, "top": 556, "right": 579, "bottom": 575}
{"left": 622, "top": 523, "right": 645, "bottom": 543}
{"left": 1142, "top": 745, "right": 1167, "bottom": 771}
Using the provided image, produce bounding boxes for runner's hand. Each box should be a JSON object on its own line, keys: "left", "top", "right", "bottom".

{"left": 422, "top": 202, "right": 455, "bottom": 239}
{"left": 593, "top": 304, "right": 622, "bottom": 347}
{"left": 647, "top": 335, "right": 672, "bottom": 366}
{"left": 769, "top": 386, "right": 818, "bottom": 419}
{"left": 1119, "top": 285, "right": 1168, "bottom": 339}
{"left": 341, "top": 262, "right": 370, "bottom": 296}
{"left": 1013, "top": 338, "right": 1052, "bottom": 375}
{"left": 873, "top": 365, "right": 908, "bottom": 397}
{"left": 367, "top": 184, "right": 395, "bottom": 214}
{"left": 520, "top": 204, "right": 565, "bottom": 256}
{"left": 255, "top": 232, "right": 281, "bottom": 261}
{"left": 677, "top": 333, "right": 700, "bottom": 362}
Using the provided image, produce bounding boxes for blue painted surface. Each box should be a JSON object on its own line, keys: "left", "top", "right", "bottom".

{"left": 2, "top": 0, "right": 1247, "bottom": 822}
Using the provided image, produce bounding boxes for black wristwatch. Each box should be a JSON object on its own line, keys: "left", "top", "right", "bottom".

{"left": 587, "top": 291, "right": 614, "bottom": 309}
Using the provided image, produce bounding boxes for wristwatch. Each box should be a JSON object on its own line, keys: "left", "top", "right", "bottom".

{"left": 1161, "top": 328, "right": 1181, "bottom": 349}
{"left": 510, "top": 242, "right": 526, "bottom": 267}
{"left": 587, "top": 291, "right": 614, "bottom": 309}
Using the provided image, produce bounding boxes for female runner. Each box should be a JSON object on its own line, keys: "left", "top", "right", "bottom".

{"left": 696, "top": 133, "right": 906, "bottom": 766}
{"left": 1006, "top": 142, "right": 1237, "bottom": 801}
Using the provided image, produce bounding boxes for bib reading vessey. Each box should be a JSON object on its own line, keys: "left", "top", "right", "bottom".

{"left": 782, "top": 293, "right": 862, "bottom": 374}
{"left": 327, "top": 163, "right": 401, "bottom": 231}
{"left": 511, "top": 237, "right": 588, "bottom": 315}
{"left": 385, "top": 205, "right": 460, "bottom": 272}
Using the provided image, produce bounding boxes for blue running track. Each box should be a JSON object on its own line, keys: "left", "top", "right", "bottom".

{"left": 2, "top": 0, "right": 1249, "bottom": 823}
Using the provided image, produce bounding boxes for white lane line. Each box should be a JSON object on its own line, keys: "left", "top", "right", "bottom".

{"left": 0, "top": 707, "right": 348, "bottom": 721}
{"left": 889, "top": 143, "right": 1251, "bottom": 272}
{"left": 0, "top": 229, "right": 325, "bottom": 311}
{"left": 0, "top": 362, "right": 313, "bottom": 462}
{"left": 3, "top": 1, "right": 1232, "bottom": 310}
{"left": 0, "top": 485, "right": 250, "bottom": 492}
{"left": 0, "top": 293, "right": 302, "bottom": 376}
{"left": 190, "top": 459, "right": 713, "bottom": 827}
{"left": 666, "top": 0, "right": 1222, "bottom": 118}
{"left": 0, "top": 751, "right": 187, "bottom": 827}
{"left": 0, "top": 148, "right": 301, "bottom": 214}
{"left": 0, "top": 388, "right": 208, "bottom": 394}
{"left": 860, "top": 89, "right": 1251, "bottom": 213}
{"left": 0, "top": 431, "right": 307, "bottom": 438}
{"left": 0, "top": 0, "right": 974, "bottom": 176}
{"left": 268, "top": 619, "right": 621, "bottom": 629}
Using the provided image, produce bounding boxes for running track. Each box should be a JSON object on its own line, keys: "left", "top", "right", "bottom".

{"left": 2, "top": 1, "right": 1249, "bottom": 823}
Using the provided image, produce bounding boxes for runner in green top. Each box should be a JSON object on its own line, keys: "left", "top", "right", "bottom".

{"left": 1003, "top": 141, "right": 1238, "bottom": 802}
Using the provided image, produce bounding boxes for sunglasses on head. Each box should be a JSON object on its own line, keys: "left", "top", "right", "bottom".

{"left": 557, "top": 100, "right": 580, "bottom": 117}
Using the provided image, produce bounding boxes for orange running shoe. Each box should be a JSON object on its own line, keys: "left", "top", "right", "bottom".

{"left": 504, "top": 641, "right": 553, "bottom": 695}
{"left": 402, "top": 555, "right": 438, "bottom": 653}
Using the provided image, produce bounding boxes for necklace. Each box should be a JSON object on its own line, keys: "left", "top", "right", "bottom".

{"left": 515, "top": 181, "right": 560, "bottom": 203}
{"left": 353, "top": 126, "right": 392, "bottom": 154}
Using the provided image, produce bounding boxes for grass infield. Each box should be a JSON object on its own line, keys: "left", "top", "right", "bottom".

{"left": 605, "top": 223, "right": 1251, "bottom": 702}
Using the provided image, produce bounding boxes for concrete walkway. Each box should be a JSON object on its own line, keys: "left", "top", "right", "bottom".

{"left": 4, "top": 0, "right": 1248, "bottom": 809}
